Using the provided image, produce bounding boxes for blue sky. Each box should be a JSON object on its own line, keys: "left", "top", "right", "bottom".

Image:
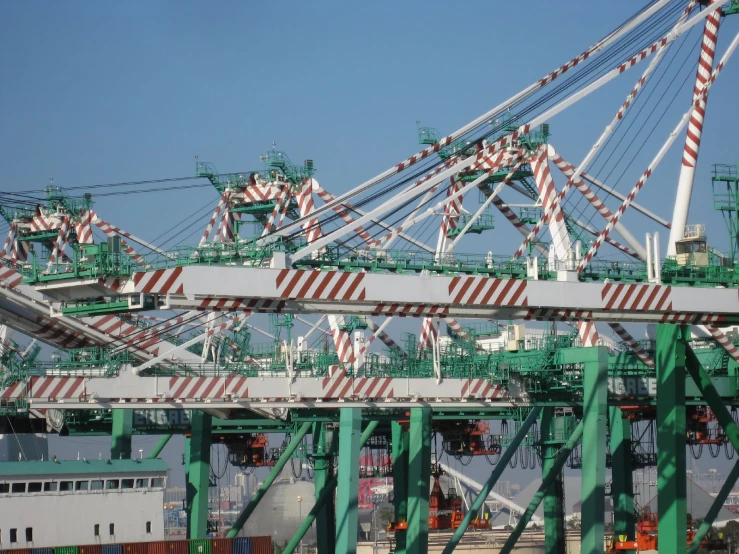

{"left": 3, "top": 1, "right": 739, "bottom": 488}
{"left": 2, "top": 0, "right": 737, "bottom": 251}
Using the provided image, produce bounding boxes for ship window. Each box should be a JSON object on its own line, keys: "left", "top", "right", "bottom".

{"left": 9, "top": 529, "right": 16, "bottom": 543}
{"left": 44, "top": 482, "right": 57, "bottom": 492}
{"left": 76, "top": 481, "right": 89, "bottom": 491}
{"left": 11, "top": 483, "right": 25, "bottom": 494}
{"left": 146, "top": 522, "right": 151, "bottom": 534}
{"left": 121, "top": 479, "right": 134, "bottom": 489}
{"left": 27, "top": 482, "right": 42, "bottom": 493}
{"left": 94, "top": 524, "right": 100, "bottom": 537}
{"left": 105, "top": 479, "right": 120, "bottom": 490}
{"left": 109, "top": 523, "right": 114, "bottom": 536}
{"left": 59, "top": 481, "right": 73, "bottom": 491}
{"left": 90, "top": 480, "right": 104, "bottom": 491}
{"left": 25, "top": 528, "right": 32, "bottom": 542}
{"left": 0, "top": 483, "right": 9, "bottom": 493}
{"left": 151, "top": 477, "right": 164, "bottom": 488}
{"left": 135, "top": 478, "right": 148, "bottom": 488}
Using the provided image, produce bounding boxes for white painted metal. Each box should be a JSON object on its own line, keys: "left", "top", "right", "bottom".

{"left": 439, "top": 463, "right": 543, "bottom": 523}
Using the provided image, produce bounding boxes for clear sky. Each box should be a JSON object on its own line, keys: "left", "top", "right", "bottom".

{"left": 3, "top": 0, "right": 739, "bottom": 497}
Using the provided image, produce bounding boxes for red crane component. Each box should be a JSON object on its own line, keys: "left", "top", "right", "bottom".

{"left": 687, "top": 406, "right": 725, "bottom": 445}
{"left": 224, "top": 433, "right": 278, "bottom": 468}
{"left": 438, "top": 420, "right": 502, "bottom": 457}
{"left": 607, "top": 508, "right": 698, "bottom": 552}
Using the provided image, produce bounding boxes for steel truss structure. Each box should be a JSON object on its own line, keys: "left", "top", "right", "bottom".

{"left": 3, "top": 1, "right": 739, "bottom": 553}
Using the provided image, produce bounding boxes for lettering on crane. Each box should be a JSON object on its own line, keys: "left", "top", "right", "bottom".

{"left": 133, "top": 409, "right": 191, "bottom": 430}
{"left": 607, "top": 377, "right": 657, "bottom": 397}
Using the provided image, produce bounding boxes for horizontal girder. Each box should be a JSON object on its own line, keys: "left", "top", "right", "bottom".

{"left": 44, "top": 265, "right": 739, "bottom": 324}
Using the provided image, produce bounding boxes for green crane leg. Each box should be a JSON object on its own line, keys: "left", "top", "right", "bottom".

{"left": 186, "top": 410, "right": 212, "bottom": 539}
{"left": 283, "top": 420, "right": 379, "bottom": 554}
{"left": 312, "top": 422, "right": 335, "bottom": 554}
{"left": 442, "top": 407, "right": 542, "bottom": 554}
{"left": 407, "top": 407, "right": 432, "bottom": 554}
{"left": 685, "top": 346, "right": 739, "bottom": 451}
{"left": 148, "top": 434, "right": 172, "bottom": 459}
{"left": 392, "top": 420, "right": 410, "bottom": 554}
{"left": 540, "top": 408, "right": 566, "bottom": 554}
{"left": 656, "top": 324, "right": 688, "bottom": 554}
{"left": 683, "top": 345, "right": 739, "bottom": 553}
{"left": 581, "top": 346, "right": 608, "bottom": 554}
{"left": 111, "top": 409, "right": 133, "bottom": 459}
{"left": 499, "top": 421, "right": 584, "bottom": 554}
{"left": 608, "top": 407, "right": 635, "bottom": 542}
{"left": 226, "top": 422, "right": 312, "bottom": 538}
{"left": 335, "top": 408, "right": 362, "bottom": 554}
{"left": 688, "top": 458, "right": 739, "bottom": 553}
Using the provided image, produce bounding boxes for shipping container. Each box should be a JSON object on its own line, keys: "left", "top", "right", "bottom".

{"left": 247, "top": 538, "right": 271, "bottom": 554}
{"left": 101, "top": 546, "right": 122, "bottom": 554}
{"left": 120, "top": 544, "right": 146, "bottom": 554}
{"left": 79, "top": 545, "right": 102, "bottom": 554}
{"left": 187, "top": 540, "right": 210, "bottom": 554}
{"left": 54, "top": 547, "right": 79, "bottom": 554}
{"left": 166, "top": 542, "right": 188, "bottom": 554}
{"left": 230, "top": 538, "right": 251, "bottom": 554}
{"left": 31, "top": 549, "right": 53, "bottom": 554}
{"left": 4, "top": 549, "right": 31, "bottom": 554}
{"left": 209, "top": 539, "right": 230, "bottom": 554}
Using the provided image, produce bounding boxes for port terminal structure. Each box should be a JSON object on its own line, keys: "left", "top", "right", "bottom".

{"left": 3, "top": 1, "right": 739, "bottom": 552}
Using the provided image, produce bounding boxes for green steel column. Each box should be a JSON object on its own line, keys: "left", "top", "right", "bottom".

{"left": 392, "top": 421, "right": 410, "bottom": 554}
{"left": 148, "top": 434, "right": 172, "bottom": 459}
{"left": 581, "top": 346, "right": 608, "bottom": 554}
{"left": 540, "top": 409, "right": 566, "bottom": 554}
{"left": 656, "top": 324, "right": 688, "bottom": 554}
{"left": 407, "top": 407, "right": 432, "bottom": 554}
{"left": 688, "top": 458, "right": 739, "bottom": 553}
{"left": 608, "top": 407, "right": 635, "bottom": 543}
{"left": 312, "top": 422, "right": 335, "bottom": 554}
{"left": 226, "top": 422, "right": 312, "bottom": 538}
{"left": 186, "top": 410, "right": 212, "bottom": 539}
{"left": 685, "top": 346, "right": 739, "bottom": 452}
{"left": 111, "top": 409, "right": 133, "bottom": 459}
{"left": 499, "top": 421, "right": 584, "bottom": 554}
{"left": 335, "top": 408, "right": 362, "bottom": 554}
{"left": 283, "top": 421, "right": 378, "bottom": 554}
{"left": 442, "top": 407, "right": 541, "bottom": 554}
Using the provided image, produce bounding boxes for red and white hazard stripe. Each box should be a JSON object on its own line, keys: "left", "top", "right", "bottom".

{"left": 601, "top": 283, "right": 672, "bottom": 312}
{"left": 0, "top": 380, "right": 27, "bottom": 400}
{"left": 313, "top": 184, "right": 374, "bottom": 246}
{"left": 371, "top": 304, "right": 450, "bottom": 317}
{"left": 609, "top": 322, "right": 654, "bottom": 367}
{"left": 683, "top": 6, "right": 721, "bottom": 169}
{"left": 524, "top": 308, "right": 594, "bottom": 322}
{"left": 705, "top": 326, "right": 739, "bottom": 363}
{"left": 296, "top": 179, "right": 323, "bottom": 246}
{"left": 200, "top": 193, "right": 228, "bottom": 245}
{"left": 448, "top": 276, "right": 528, "bottom": 307}
{"left": 74, "top": 210, "right": 94, "bottom": 244}
{"left": 322, "top": 369, "right": 395, "bottom": 400}
{"left": 28, "top": 376, "right": 85, "bottom": 399}
{"left": 444, "top": 318, "right": 470, "bottom": 341}
{"left": 0, "top": 265, "right": 23, "bottom": 289}
{"left": 133, "top": 267, "right": 184, "bottom": 295}
{"left": 461, "top": 379, "right": 506, "bottom": 399}
{"left": 418, "top": 318, "right": 439, "bottom": 349}
{"left": 366, "top": 318, "right": 406, "bottom": 355}
{"left": 275, "top": 269, "right": 366, "bottom": 301}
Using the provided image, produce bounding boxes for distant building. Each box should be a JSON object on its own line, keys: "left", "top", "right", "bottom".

{"left": 0, "top": 458, "right": 169, "bottom": 548}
